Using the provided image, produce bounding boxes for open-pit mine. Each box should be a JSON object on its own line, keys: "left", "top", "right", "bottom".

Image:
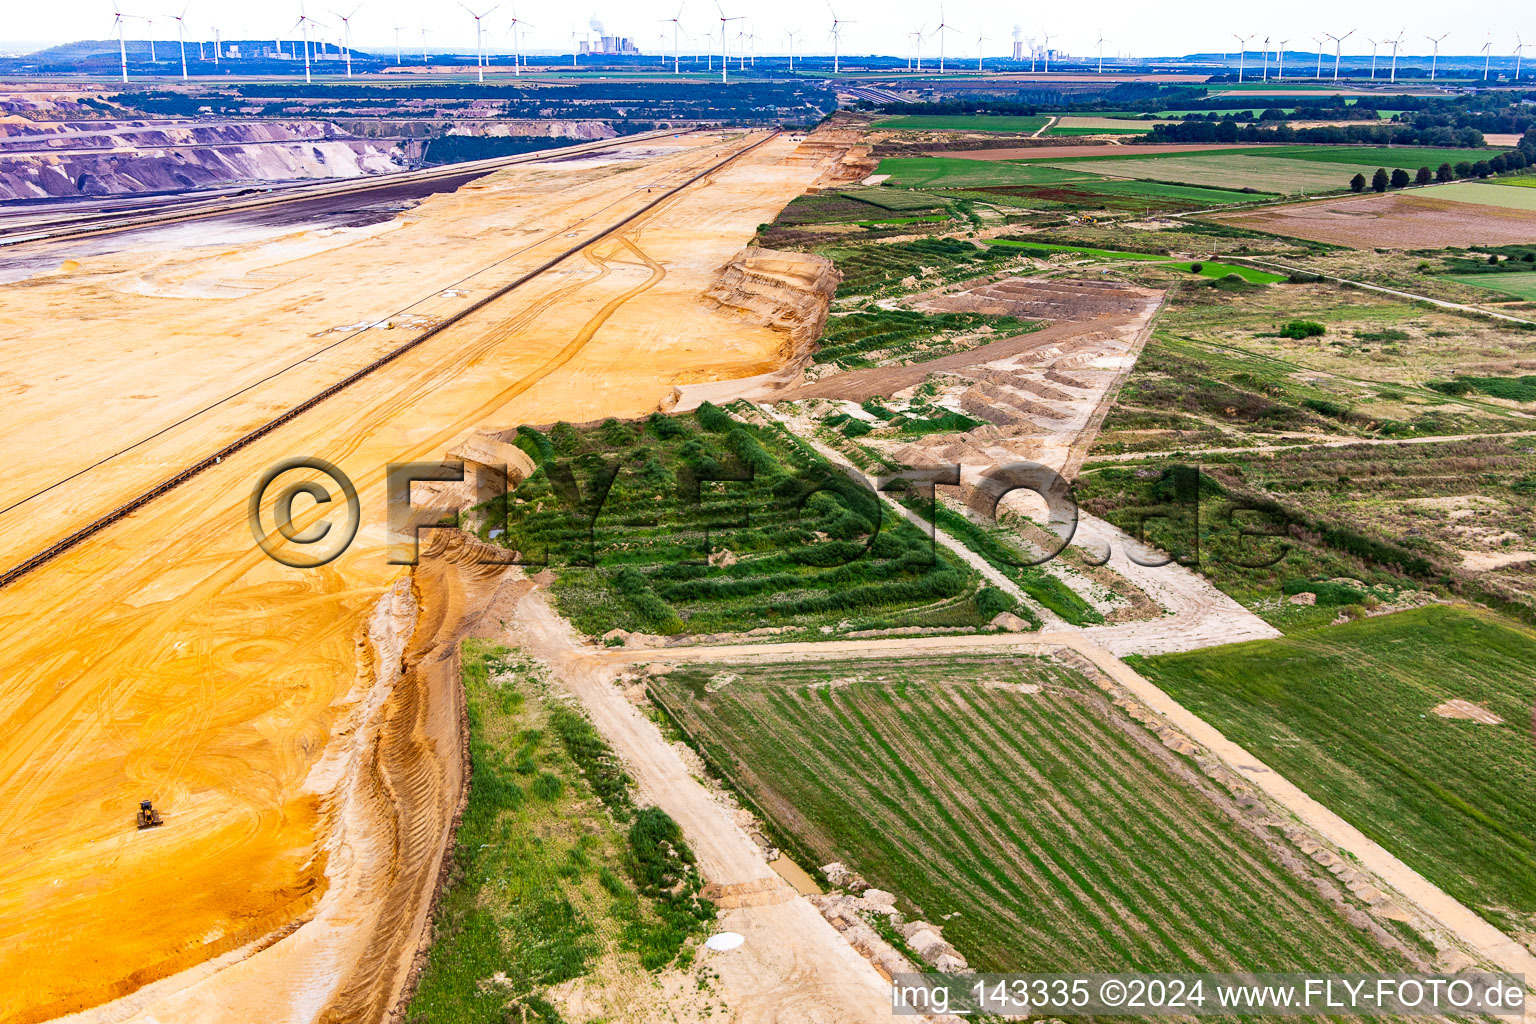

{"left": 0, "top": 128, "right": 853, "bottom": 1024}
{"left": 8, "top": 36, "right": 1536, "bottom": 1024}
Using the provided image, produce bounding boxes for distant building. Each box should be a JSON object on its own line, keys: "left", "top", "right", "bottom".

{"left": 1012, "top": 40, "right": 1023, "bottom": 60}
{"left": 578, "top": 35, "right": 640, "bottom": 55}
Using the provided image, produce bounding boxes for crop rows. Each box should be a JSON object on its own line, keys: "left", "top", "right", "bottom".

{"left": 1136, "top": 606, "right": 1536, "bottom": 940}
{"left": 653, "top": 656, "right": 1413, "bottom": 973}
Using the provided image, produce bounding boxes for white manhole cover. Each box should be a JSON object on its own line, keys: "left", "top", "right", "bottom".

{"left": 704, "top": 931, "right": 744, "bottom": 952}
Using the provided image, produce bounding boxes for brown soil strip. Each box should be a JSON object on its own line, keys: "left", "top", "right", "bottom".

{"left": 1208, "top": 192, "right": 1536, "bottom": 249}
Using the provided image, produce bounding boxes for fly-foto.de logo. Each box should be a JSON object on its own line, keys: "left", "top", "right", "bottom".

{"left": 248, "top": 456, "right": 1291, "bottom": 572}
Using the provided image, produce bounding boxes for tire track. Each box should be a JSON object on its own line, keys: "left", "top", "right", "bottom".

{"left": 0, "top": 132, "right": 776, "bottom": 593}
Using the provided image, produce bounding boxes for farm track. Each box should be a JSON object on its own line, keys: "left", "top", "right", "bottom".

{"left": 1229, "top": 255, "right": 1536, "bottom": 327}
{"left": 0, "top": 132, "right": 775, "bottom": 592}
{"left": 599, "top": 629, "right": 1536, "bottom": 989}
{"left": 505, "top": 589, "right": 900, "bottom": 1022}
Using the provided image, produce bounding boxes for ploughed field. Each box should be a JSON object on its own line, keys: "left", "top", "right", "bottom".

{"left": 650, "top": 654, "right": 1420, "bottom": 974}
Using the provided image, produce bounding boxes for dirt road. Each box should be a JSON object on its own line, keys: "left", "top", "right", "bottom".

{"left": 508, "top": 589, "right": 899, "bottom": 1022}
{"left": 0, "top": 130, "right": 839, "bottom": 1023}
{"left": 591, "top": 629, "right": 1536, "bottom": 989}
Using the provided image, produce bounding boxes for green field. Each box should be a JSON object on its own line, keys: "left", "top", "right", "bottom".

{"left": 408, "top": 644, "right": 713, "bottom": 1021}
{"left": 981, "top": 241, "right": 1286, "bottom": 282}
{"left": 1033, "top": 146, "right": 1507, "bottom": 196}
{"left": 1167, "top": 261, "right": 1288, "bottom": 282}
{"left": 875, "top": 157, "right": 1265, "bottom": 208}
{"left": 1075, "top": 178, "right": 1268, "bottom": 205}
{"left": 1255, "top": 145, "right": 1505, "bottom": 168}
{"left": 1427, "top": 181, "right": 1536, "bottom": 212}
{"left": 1440, "top": 272, "right": 1536, "bottom": 301}
{"left": 1134, "top": 606, "right": 1536, "bottom": 938}
{"left": 839, "top": 186, "right": 947, "bottom": 211}
{"left": 652, "top": 654, "right": 1416, "bottom": 973}
{"left": 876, "top": 114, "right": 1051, "bottom": 133}
{"left": 1040, "top": 154, "right": 1349, "bottom": 194}
{"left": 875, "top": 157, "right": 1089, "bottom": 189}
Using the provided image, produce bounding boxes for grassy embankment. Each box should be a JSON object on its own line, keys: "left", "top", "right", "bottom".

{"left": 406, "top": 643, "right": 714, "bottom": 1023}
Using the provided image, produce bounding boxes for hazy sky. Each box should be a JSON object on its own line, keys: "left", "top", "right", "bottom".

{"left": 6, "top": 0, "right": 1531, "bottom": 61}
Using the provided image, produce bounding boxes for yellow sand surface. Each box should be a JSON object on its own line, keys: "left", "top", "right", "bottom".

{"left": 0, "top": 130, "right": 834, "bottom": 1023}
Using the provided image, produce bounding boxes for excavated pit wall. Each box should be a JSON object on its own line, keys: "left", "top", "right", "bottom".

{"left": 0, "top": 120, "right": 406, "bottom": 199}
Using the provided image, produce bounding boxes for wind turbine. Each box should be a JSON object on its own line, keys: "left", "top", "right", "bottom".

{"left": 976, "top": 30, "right": 986, "bottom": 72}
{"left": 420, "top": 25, "right": 430, "bottom": 63}
{"left": 1232, "top": 33, "right": 1253, "bottom": 82}
{"left": 1325, "top": 29, "right": 1353, "bottom": 83}
{"left": 166, "top": 5, "right": 189, "bottom": 80}
{"left": 1261, "top": 35, "right": 1269, "bottom": 81}
{"left": 1518, "top": 36, "right": 1528, "bottom": 82}
{"left": 828, "top": 3, "right": 849, "bottom": 75}
{"left": 1364, "top": 37, "right": 1377, "bottom": 79}
{"left": 785, "top": 29, "right": 799, "bottom": 72}
{"left": 1480, "top": 35, "right": 1491, "bottom": 80}
{"left": 1275, "top": 38, "right": 1288, "bottom": 80}
{"left": 1425, "top": 33, "right": 1448, "bottom": 81}
{"left": 716, "top": 2, "right": 743, "bottom": 83}
{"left": 909, "top": 25, "right": 924, "bottom": 71}
{"left": 332, "top": 5, "right": 359, "bottom": 77}
{"left": 1312, "top": 35, "right": 1324, "bottom": 79}
{"left": 212, "top": 25, "right": 220, "bottom": 65}
{"left": 1095, "top": 31, "right": 1107, "bottom": 74}
{"left": 1025, "top": 34, "right": 1035, "bottom": 72}
{"left": 111, "top": 5, "right": 140, "bottom": 83}
{"left": 1388, "top": 30, "right": 1403, "bottom": 83}
{"left": 393, "top": 24, "right": 404, "bottom": 64}
{"left": 508, "top": 10, "right": 533, "bottom": 75}
{"left": 461, "top": 4, "right": 498, "bottom": 83}
{"left": 146, "top": 19, "right": 156, "bottom": 63}
{"left": 569, "top": 28, "right": 578, "bottom": 67}
{"left": 734, "top": 25, "right": 748, "bottom": 70}
{"left": 661, "top": 6, "right": 686, "bottom": 74}
{"left": 931, "top": 6, "right": 957, "bottom": 74}
{"left": 293, "top": 6, "right": 322, "bottom": 83}
{"left": 1039, "top": 30, "right": 1052, "bottom": 73}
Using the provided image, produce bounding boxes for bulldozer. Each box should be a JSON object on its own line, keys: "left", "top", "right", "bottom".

{"left": 136, "top": 799, "right": 163, "bottom": 830}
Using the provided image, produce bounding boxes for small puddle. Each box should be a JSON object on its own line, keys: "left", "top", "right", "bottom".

{"left": 768, "top": 854, "right": 821, "bottom": 895}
